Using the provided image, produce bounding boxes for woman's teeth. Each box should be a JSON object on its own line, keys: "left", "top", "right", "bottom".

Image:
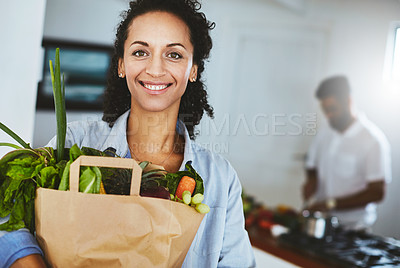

{"left": 143, "top": 83, "right": 169, "bottom": 91}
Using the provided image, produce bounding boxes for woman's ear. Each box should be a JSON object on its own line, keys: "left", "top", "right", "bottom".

{"left": 189, "top": 64, "right": 198, "bottom": 82}
{"left": 118, "top": 58, "right": 125, "bottom": 78}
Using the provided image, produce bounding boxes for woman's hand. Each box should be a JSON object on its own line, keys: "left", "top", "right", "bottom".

{"left": 10, "top": 254, "right": 46, "bottom": 268}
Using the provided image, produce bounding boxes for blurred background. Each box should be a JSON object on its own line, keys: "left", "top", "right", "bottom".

{"left": 1, "top": 0, "right": 400, "bottom": 240}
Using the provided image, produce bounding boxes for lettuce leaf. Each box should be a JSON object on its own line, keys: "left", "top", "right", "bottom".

{"left": 165, "top": 161, "right": 204, "bottom": 196}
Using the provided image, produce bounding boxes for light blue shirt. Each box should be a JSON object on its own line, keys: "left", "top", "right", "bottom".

{"left": 0, "top": 110, "right": 256, "bottom": 267}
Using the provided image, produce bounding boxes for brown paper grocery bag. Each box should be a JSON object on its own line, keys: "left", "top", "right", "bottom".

{"left": 35, "top": 156, "right": 204, "bottom": 268}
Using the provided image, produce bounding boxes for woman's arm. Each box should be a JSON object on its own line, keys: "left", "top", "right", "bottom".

{"left": 10, "top": 254, "right": 46, "bottom": 268}
{"left": 218, "top": 168, "right": 256, "bottom": 267}
{"left": 0, "top": 229, "right": 44, "bottom": 268}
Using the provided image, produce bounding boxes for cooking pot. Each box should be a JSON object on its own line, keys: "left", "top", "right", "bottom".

{"left": 300, "top": 210, "right": 339, "bottom": 240}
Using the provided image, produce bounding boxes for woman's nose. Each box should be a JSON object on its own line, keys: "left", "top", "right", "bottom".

{"left": 145, "top": 57, "right": 166, "bottom": 77}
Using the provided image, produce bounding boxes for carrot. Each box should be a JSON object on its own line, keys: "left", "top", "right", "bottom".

{"left": 175, "top": 176, "right": 196, "bottom": 199}
{"left": 100, "top": 181, "right": 107, "bottom": 194}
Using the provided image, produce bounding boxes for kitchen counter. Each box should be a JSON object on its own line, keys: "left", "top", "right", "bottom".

{"left": 248, "top": 226, "right": 400, "bottom": 267}
{"left": 253, "top": 247, "right": 300, "bottom": 268}
{"left": 247, "top": 226, "right": 339, "bottom": 268}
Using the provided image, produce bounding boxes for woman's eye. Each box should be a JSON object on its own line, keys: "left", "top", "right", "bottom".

{"left": 168, "top": 52, "right": 182, "bottom": 59}
{"left": 133, "top": 50, "right": 147, "bottom": 57}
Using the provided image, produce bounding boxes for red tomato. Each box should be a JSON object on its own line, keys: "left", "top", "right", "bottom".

{"left": 258, "top": 219, "right": 275, "bottom": 230}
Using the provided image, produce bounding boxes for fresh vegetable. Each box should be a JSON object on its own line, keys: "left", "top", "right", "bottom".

{"left": 0, "top": 142, "right": 110, "bottom": 232}
{"left": 134, "top": 161, "right": 209, "bottom": 213}
{"left": 79, "top": 166, "right": 101, "bottom": 194}
{"left": 99, "top": 181, "right": 106, "bottom": 194}
{"left": 195, "top": 203, "right": 210, "bottom": 214}
{"left": 191, "top": 193, "right": 204, "bottom": 205}
{"left": 182, "top": 190, "right": 191, "bottom": 205}
{"left": 0, "top": 146, "right": 62, "bottom": 232}
{"left": 140, "top": 185, "right": 171, "bottom": 200}
{"left": 242, "top": 191, "right": 300, "bottom": 231}
{"left": 175, "top": 176, "right": 196, "bottom": 200}
{"left": 0, "top": 122, "right": 31, "bottom": 149}
{"left": 0, "top": 50, "right": 137, "bottom": 236}
{"left": 49, "top": 48, "right": 66, "bottom": 162}
{"left": 58, "top": 160, "right": 72, "bottom": 191}
{"left": 101, "top": 167, "right": 133, "bottom": 195}
{"left": 0, "top": 48, "right": 69, "bottom": 232}
{"left": 0, "top": 48, "right": 210, "bottom": 235}
{"left": 163, "top": 162, "right": 204, "bottom": 197}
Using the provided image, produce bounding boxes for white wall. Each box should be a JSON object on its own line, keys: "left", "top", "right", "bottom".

{"left": 0, "top": 0, "right": 47, "bottom": 156}
{"left": 35, "top": 0, "right": 400, "bottom": 238}
{"left": 43, "top": 0, "right": 127, "bottom": 44}
{"left": 303, "top": 0, "right": 400, "bottom": 238}
{"left": 199, "top": 0, "right": 400, "bottom": 238}
{"left": 198, "top": 0, "right": 327, "bottom": 215}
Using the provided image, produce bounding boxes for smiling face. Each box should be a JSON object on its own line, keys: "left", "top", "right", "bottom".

{"left": 118, "top": 11, "right": 197, "bottom": 113}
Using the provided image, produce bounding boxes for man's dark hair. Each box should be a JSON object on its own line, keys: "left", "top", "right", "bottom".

{"left": 315, "top": 75, "right": 351, "bottom": 101}
{"left": 102, "top": 0, "right": 215, "bottom": 140}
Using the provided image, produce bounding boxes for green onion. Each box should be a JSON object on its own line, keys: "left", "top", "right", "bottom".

{"left": 0, "top": 122, "right": 31, "bottom": 149}
{"left": 49, "top": 48, "right": 66, "bottom": 162}
{"left": 0, "top": 143, "right": 22, "bottom": 149}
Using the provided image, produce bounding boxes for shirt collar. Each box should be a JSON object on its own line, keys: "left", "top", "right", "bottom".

{"left": 342, "top": 113, "right": 365, "bottom": 138}
{"left": 103, "top": 110, "right": 130, "bottom": 157}
{"left": 107, "top": 110, "right": 195, "bottom": 171}
{"left": 177, "top": 119, "right": 195, "bottom": 170}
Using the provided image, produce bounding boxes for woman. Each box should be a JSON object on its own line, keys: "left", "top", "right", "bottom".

{"left": 2, "top": 0, "right": 255, "bottom": 267}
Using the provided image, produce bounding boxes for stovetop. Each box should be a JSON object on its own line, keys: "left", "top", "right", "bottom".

{"left": 278, "top": 229, "right": 400, "bottom": 267}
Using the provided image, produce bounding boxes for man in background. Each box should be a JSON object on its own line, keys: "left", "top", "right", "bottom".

{"left": 303, "top": 75, "right": 391, "bottom": 230}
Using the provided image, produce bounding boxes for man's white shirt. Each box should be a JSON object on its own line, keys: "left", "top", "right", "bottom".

{"left": 306, "top": 113, "right": 391, "bottom": 229}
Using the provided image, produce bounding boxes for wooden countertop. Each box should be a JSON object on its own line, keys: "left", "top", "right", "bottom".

{"left": 247, "top": 226, "right": 340, "bottom": 268}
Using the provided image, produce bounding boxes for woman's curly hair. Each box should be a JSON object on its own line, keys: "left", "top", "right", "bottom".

{"left": 102, "top": 0, "right": 215, "bottom": 139}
